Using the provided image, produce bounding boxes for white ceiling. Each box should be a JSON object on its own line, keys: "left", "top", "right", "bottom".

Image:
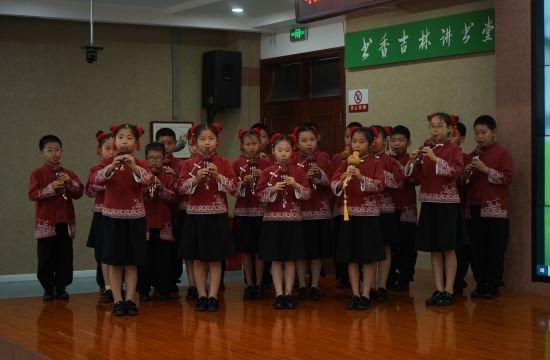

{"left": 0, "top": 0, "right": 300, "bottom": 32}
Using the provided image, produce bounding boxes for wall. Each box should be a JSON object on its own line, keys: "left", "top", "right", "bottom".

{"left": 0, "top": 16, "right": 260, "bottom": 275}
{"left": 345, "top": 0, "right": 495, "bottom": 270}
{"left": 261, "top": 20, "right": 345, "bottom": 60}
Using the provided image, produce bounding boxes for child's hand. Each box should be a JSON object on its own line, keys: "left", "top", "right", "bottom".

{"left": 421, "top": 147, "right": 437, "bottom": 162}
{"left": 271, "top": 181, "right": 286, "bottom": 192}
{"left": 207, "top": 163, "right": 219, "bottom": 180}
{"left": 283, "top": 176, "right": 297, "bottom": 187}
{"left": 162, "top": 166, "right": 175, "bottom": 175}
{"left": 252, "top": 168, "right": 262, "bottom": 177}
{"left": 196, "top": 168, "right": 209, "bottom": 180}
{"left": 347, "top": 166, "right": 360, "bottom": 177}
{"left": 52, "top": 180, "right": 65, "bottom": 189}
{"left": 410, "top": 150, "right": 421, "bottom": 160}
{"left": 306, "top": 167, "right": 318, "bottom": 179}
{"left": 124, "top": 155, "right": 137, "bottom": 170}
{"left": 243, "top": 174, "right": 255, "bottom": 183}
{"left": 471, "top": 159, "right": 489, "bottom": 174}
{"left": 58, "top": 173, "right": 71, "bottom": 183}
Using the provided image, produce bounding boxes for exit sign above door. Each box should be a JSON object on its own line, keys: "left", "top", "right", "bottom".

{"left": 290, "top": 27, "right": 308, "bottom": 42}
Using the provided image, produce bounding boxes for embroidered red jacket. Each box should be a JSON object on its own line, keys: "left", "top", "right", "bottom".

{"left": 411, "top": 140, "right": 464, "bottom": 204}
{"left": 144, "top": 170, "right": 177, "bottom": 241}
{"left": 331, "top": 152, "right": 347, "bottom": 169}
{"left": 293, "top": 151, "right": 335, "bottom": 220}
{"left": 95, "top": 157, "right": 153, "bottom": 219}
{"left": 374, "top": 152, "right": 404, "bottom": 213}
{"left": 255, "top": 163, "right": 311, "bottom": 221}
{"left": 85, "top": 163, "right": 105, "bottom": 213}
{"left": 28, "top": 165, "right": 84, "bottom": 239}
{"left": 331, "top": 155, "right": 384, "bottom": 217}
{"left": 165, "top": 153, "right": 184, "bottom": 173}
{"left": 232, "top": 155, "right": 270, "bottom": 217}
{"left": 391, "top": 152, "right": 418, "bottom": 223}
{"left": 175, "top": 153, "right": 236, "bottom": 215}
{"left": 465, "top": 143, "right": 513, "bottom": 219}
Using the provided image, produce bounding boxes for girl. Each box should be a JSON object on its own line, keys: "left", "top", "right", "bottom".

{"left": 176, "top": 123, "right": 236, "bottom": 312}
{"left": 408, "top": 113, "right": 466, "bottom": 306}
{"left": 371, "top": 125, "right": 404, "bottom": 300}
{"left": 95, "top": 124, "right": 153, "bottom": 316}
{"left": 256, "top": 134, "right": 311, "bottom": 310}
{"left": 332, "top": 122, "right": 363, "bottom": 168}
{"left": 331, "top": 126, "right": 385, "bottom": 310}
{"left": 85, "top": 131, "right": 115, "bottom": 303}
{"left": 293, "top": 124, "right": 335, "bottom": 300}
{"left": 252, "top": 122, "right": 275, "bottom": 164}
{"left": 232, "top": 128, "right": 270, "bottom": 300}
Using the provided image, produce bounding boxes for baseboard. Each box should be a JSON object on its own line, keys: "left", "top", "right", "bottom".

{"left": 0, "top": 270, "right": 97, "bottom": 283}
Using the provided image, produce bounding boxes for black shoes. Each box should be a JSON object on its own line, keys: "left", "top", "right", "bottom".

{"left": 471, "top": 282, "right": 500, "bottom": 299}
{"left": 375, "top": 288, "right": 389, "bottom": 302}
{"left": 426, "top": 291, "right": 455, "bottom": 306}
{"left": 309, "top": 287, "right": 321, "bottom": 300}
{"left": 101, "top": 289, "right": 114, "bottom": 303}
{"left": 196, "top": 296, "right": 208, "bottom": 311}
{"left": 55, "top": 288, "right": 69, "bottom": 300}
{"left": 425, "top": 291, "right": 442, "bottom": 306}
{"left": 273, "top": 295, "right": 286, "bottom": 309}
{"left": 243, "top": 285, "right": 256, "bottom": 300}
{"left": 347, "top": 295, "right": 372, "bottom": 310}
{"left": 484, "top": 284, "right": 500, "bottom": 299}
{"left": 347, "top": 295, "right": 360, "bottom": 310}
{"left": 207, "top": 297, "right": 219, "bottom": 312}
{"left": 113, "top": 301, "right": 126, "bottom": 316}
{"left": 285, "top": 296, "right": 296, "bottom": 309}
{"left": 125, "top": 300, "right": 138, "bottom": 315}
{"left": 186, "top": 286, "right": 199, "bottom": 301}
{"left": 43, "top": 290, "right": 55, "bottom": 301}
{"left": 471, "top": 283, "right": 487, "bottom": 298}
{"left": 297, "top": 287, "right": 308, "bottom": 300}
{"left": 255, "top": 285, "right": 265, "bottom": 300}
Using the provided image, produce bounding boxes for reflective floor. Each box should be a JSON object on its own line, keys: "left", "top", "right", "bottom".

{"left": 0, "top": 271, "right": 548, "bottom": 359}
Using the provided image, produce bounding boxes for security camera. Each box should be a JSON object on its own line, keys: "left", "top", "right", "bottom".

{"left": 80, "top": 44, "right": 103, "bottom": 64}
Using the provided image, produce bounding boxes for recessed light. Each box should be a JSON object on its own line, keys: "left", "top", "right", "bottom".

{"left": 232, "top": 7, "right": 244, "bottom": 13}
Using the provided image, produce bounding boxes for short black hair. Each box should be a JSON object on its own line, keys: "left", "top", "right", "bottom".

{"left": 391, "top": 125, "right": 411, "bottom": 141}
{"left": 251, "top": 123, "right": 269, "bottom": 133}
{"left": 474, "top": 115, "right": 497, "bottom": 130}
{"left": 347, "top": 121, "right": 362, "bottom": 129}
{"left": 455, "top": 122, "right": 467, "bottom": 137}
{"left": 145, "top": 142, "right": 166, "bottom": 157}
{"left": 39, "top": 135, "right": 62, "bottom": 151}
{"left": 155, "top": 128, "right": 176, "bottom": 142}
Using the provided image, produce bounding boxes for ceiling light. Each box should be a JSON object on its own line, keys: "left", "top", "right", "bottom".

{"left": 232, "top": 7, "right": 244, "bottom": 13}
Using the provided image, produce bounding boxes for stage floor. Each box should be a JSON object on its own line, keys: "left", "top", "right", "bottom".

{"left": 0, "top": 271, "right": 548, "bottom": 359}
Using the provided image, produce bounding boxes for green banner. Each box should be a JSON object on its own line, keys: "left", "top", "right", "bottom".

{"left": 345, "top": 9, "right": 495, "bottom": 69}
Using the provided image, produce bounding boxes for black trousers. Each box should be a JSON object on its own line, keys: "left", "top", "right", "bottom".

{"left": 138, "top": 229, "right": 174, "bottom": 295}
{"left": 96, "top": 262, "right": 105, "bottom": 289}
{"left": 467, "top": 206, "right": 509, "bottom": 286}
{"left": 395, "top": 217, "right": 418, "bottom": 282}
{"left": 454, "top": 243, "right": 470, "bottom": 289}
{"left": 37, "top": 223, "right": 73, "bottom": 292}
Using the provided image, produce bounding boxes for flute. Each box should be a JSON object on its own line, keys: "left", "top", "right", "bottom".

{"left": 53, "top": 158, "right": 69, "bottom": 201}
{"left": 403, "top": 137, "right": 444, "bottom": 177}
{"left": 248, "top": 157, "right": 258, "bottom": 195}
{"left": 114, "top": 146, "right": 130, "bottom": 171}
{"left": 342, "top": 151, "right": 361, "bottom": 221}
{"left": 147, "top": 164, "right": 161, "bottom": 199}
{"left": 202, "top": 153, "right": 212, "bottom": 190}
{"left": 463, "top": 145, "right": 483, "bottom": 185}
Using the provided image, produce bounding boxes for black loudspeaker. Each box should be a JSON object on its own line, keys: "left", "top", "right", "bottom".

{"left": 202, "top": 50, "right": 242, "bottom": 109}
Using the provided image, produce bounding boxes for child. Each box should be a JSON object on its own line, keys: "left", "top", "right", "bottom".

{"left": 408, "top": 112, "right": 467, "bottom": 306}
{"left": 256, "top": 134, "right": 311, "bottom": 310}
{"left": 331, "top": 121, "right": 362, "bottom": 289}
{"left": 232, "top": 128, "right": 270, "bottom": 300}
{"left": 95, "top": 124, "right": 153, "bottom": 316}
{"left": 176, "top": 123, "right": 236, "bottom": 312}
{"left": 28, "top": 135, "right": 84, "bottom": 301}
{"left": 139, "top": 142, "right": 177, "bottom": 301}
{"left": 389, "top": 125, "right": 418, "bottom": 291}
{"left": 293, "top": 124, "right": 335, "bottom": 300}
{"left": 451, "top": 120, "right": 471, "bottom": 293}
{"left": 156, "top": 127, "right": 185, "bottom": 298}
{"left": 463, "top": 115, "right": 513, "bottom": 298}
{"left": 251, "top": 122, "right": 274, "bottom": 164}
{"left": 331, "top": 126, "right": 385, "bottom": 310}
{"left": 85, "top": 131, "right": 115, "bottom": 303}
{"left": 371, "top": 125, "right": 404, "bottom": 300}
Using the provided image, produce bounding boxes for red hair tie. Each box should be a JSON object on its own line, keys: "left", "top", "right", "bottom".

{"left": 110, "top": 124, "right": 121, "bottom": 135}
{"left": 270, "top": 132, "right": 282, "bottom": 144}
{"left": 135, "top": 125, "right": 145, "bottom": 138}
{"left": 211, "top": 122, "right": 223, "bottom": 136}
{"left": 237, "top": 128, "right": 248, "bottom": 140}
{"left": 287, "top": 133, "right": 297, "bottom": 147}
{"left": 292, "top": 127, "right": 299, "bottom": 139}
{"left": 370, "top": 127, "right": 380, "bottom": 138}
{"left": 427, "top": 113, "right": 436, "bottom": 122}
{"left": 449, "top": 115, "right": 459, "bottom": 127}
{"left": 187, "top": 123, "right": 198, "bottom": 140}
{"left": 383, "top": 126, "right": 393, "bottom": 137}
{"left": 251, "top": 128, "right": 261, "bottom": 137}
{"left": 96, "top": 130, "right": 107, "bottom": 143}
{"left": 349, "top": 126, "right": 361, "bottom": 137}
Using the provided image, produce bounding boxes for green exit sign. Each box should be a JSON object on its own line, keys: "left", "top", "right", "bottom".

{"left": 290, "top": 27, "right": 308, "bottom": 42}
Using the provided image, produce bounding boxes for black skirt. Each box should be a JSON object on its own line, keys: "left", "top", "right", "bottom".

{"left": 233, "top": 216, "right": 263, "bottom": 254}
{"left": 380, "top": 212, "right": 399, "bottom": 246}
{"left": 180, "top": 213, "right": 235, "bottom": 262}
{"left": 336, "top": 216, "right": 385, "bottom": 265}
{"left": 416, "top": 202, "right": 469, "bottom": 252}
{"left": 86, "top": 212, "right": 104, "bottom": 263}
{"left": 259, "top": 221, "right": 306, "bottom": 261}
{"left": 302, "top": 219, "right": 334, "bottom": 259}
{"left": 101, "top": 216, "right": 147, "bottom": 266}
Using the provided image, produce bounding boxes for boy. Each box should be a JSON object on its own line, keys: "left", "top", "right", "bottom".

{"left": 464, "top": 115, "right": 513, "bottom": 298}
{"left": 140, "top": 142, "right": 177, "bottom": 301}
{"left": 389, "top": 126, "right": 418, "bottom": 291}
{"left": 28, "top": 135, "right": 83, "bottom": 300}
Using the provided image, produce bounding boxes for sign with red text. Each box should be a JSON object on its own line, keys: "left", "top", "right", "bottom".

{"left": 348, "top": 89, "right": 368, "bottom": 113}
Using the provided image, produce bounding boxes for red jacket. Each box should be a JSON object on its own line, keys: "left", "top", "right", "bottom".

{"left": 374, "top": 152, "right": 404, "bottom": 213}
{"left": 85, "top": 163, "right": 105, "bottom": 213}
{"left": 255, "top": 163, "right": 311, "bottom": 221}
{"left": 465, "top": 143, "right": 513, "bottom": 218}
{"left": 164, "top": 153, "right": 184, "bottom": 174}
{"left": 293, "top": 151, "right": 335, "bottom": 220}
{"left": 391, "top": 152, "right": 418, "bottom": 223}
{"left": 144, "top": 170, "right": 176, "bottom": 241}
{"left": 410, "top": 140, "right": 464, "bottom": 204}
{"left": 95, "top": 157, "right": 153, "bottom": 219}
{"left": 331, "top": 152, "right": 346, "bottom": 169}
{"left": 28, "top": 165, "right": 84, "bottom": 239}
{"left": 331, "top": 155, "right": 384, "bottom": 217}
{"left": 232, "top": 155, "right": 270, "bottom": 217}
{"left": 175, "top": 153, "right": 236, "bottom": 215}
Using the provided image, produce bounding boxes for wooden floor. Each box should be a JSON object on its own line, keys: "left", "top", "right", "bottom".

{"left": 0, "top": 271, "right": 549, "bottom": 360}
